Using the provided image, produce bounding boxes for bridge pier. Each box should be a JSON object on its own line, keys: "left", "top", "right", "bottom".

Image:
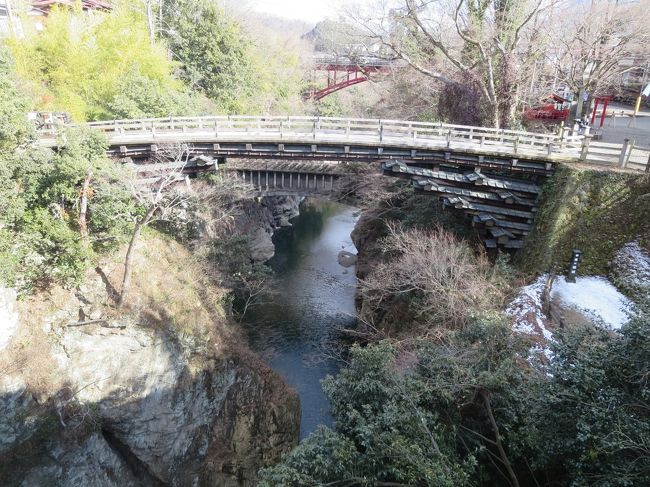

{"left": 231, "top": 166, "right": 341, "bottom": 197}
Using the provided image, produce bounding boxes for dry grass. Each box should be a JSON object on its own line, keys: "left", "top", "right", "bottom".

{"left": 1, "top": 229, "right": 235, "bottom": 402}
{"left": 1, "top": 285, "right": 73, "bottom": 400}
{"left": 100, "top": 229, "right": 232, "bottom": 341}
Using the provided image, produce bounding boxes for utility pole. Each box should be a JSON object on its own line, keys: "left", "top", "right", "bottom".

{"left": 4, "top": 0, "right": 15, "bottom": 37}
{"left": 628, "top": 61, "right": 649, "bottom": 128}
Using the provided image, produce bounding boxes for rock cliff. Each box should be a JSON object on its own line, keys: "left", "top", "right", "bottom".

{"left": 236, "top": 196, "right": 301, "bottom": 262}
{"left": 0, "top": 236, "right": 300, "bottom": 487}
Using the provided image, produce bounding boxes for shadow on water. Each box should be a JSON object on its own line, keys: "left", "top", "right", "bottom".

{"left": 240, "top": 198, "right": 359, "bottom": 439}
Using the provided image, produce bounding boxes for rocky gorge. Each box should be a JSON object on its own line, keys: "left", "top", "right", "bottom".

{"left": 0, "top": 229, "right": 300, "bottom": 487}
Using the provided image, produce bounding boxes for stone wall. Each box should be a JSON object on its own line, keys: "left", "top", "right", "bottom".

{"left": 518, "top": 165, "right": 650, "bottom": 276}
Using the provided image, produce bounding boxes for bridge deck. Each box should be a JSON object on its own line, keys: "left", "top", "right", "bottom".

{"left": 38, "top": 116, "right": 650, "bottom": 172}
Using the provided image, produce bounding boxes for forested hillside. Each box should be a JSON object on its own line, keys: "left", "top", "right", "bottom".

{"left": 4, "top": 0, "right": 307, "bottom": 120}
{"left": 0, "top": 0, "right": 309, "bottom": 293}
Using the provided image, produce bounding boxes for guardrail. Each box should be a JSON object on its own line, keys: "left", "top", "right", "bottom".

{"left": 37, "top": 116, "right": 650, "bottom": 171}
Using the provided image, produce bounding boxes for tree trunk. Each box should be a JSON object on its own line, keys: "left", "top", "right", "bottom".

{"left": 118, "top": 204, "right": 157, "bottom": 306}
{"left": 491, "top": 103, "right": 501, "bottom": 129}
{"left": 573, "top": 86, "right": 586, "bottom": 122}
{"left": 78, "top": 170, "right": 93, "bottom": 241}
{"left": 5, "top": 0, "right": 16, "bottom": 36}
{"left": 146, "top": 1, "right": 155, "bottom": 47}
{"left": 482, "top": 391, "right": 520, "bottom": 487}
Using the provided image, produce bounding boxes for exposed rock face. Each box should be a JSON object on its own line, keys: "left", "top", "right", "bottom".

{"left": 0, "top": 376, "right": 40, "bottom": 455}
{"left": 236, "top": 196, "right": 301, "bottom": 262}
{"left": 350, "top": 211, "right": 387, "bottom": 281}
{"left": 248, "top": 227, "right": 276, "bottom": 262}
{"left": 0, "top": 287, "right": 19, "bottom": 352}
{"left": 265, "top": 195, "right": 301, "bottom": 227}
{"left": 0, "top": 251, "right": 300, "bottom": 486}
{"left": 20, "top": 433, "right": 142, "bottom": 487}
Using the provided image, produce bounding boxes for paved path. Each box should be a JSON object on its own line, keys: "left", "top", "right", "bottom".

{"left": 595, "top": 104, "right": 650, "bottom": 146}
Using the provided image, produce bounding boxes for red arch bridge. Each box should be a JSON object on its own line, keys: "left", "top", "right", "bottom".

{"left": 305, "top": 56, "right": 395, "bottom": 101}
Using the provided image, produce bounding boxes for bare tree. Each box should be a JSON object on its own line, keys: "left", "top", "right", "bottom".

{"left": 233, "top": 268, "right": 274, "bottom": 320}
{"left": 343, "top": 1, "right": 650, "bottom": 126}
{"left": 344, "top": 0, "right": 556, "bottom": 128}
{"left": 359, "top": 223, "right": 509, "bottom": 330}
{"left": 543, "top": 0, "right": 650, "bottom": 119}
{"left": 118, "top": 145, "right": 192, "bottom": 306}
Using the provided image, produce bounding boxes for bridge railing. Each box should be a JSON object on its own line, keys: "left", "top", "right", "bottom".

{"left": 37, "top": 115, "right": 649, "bottom": 171}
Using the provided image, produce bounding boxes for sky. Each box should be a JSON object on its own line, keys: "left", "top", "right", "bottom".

{"left": 246, "top": 0, "right": 346, "bottom": 23}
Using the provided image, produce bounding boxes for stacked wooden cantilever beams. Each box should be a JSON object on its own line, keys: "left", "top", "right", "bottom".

{"left": 382, "top": 160, "right": 542, "bottom": 249}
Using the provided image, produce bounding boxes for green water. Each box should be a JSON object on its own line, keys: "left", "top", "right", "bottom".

{"left": 241, "top": 199, "right": 359, "bottom": 439}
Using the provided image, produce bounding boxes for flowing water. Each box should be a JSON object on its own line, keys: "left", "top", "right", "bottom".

{"left": 240, "top": 199, "right": 359, "bottom": 439}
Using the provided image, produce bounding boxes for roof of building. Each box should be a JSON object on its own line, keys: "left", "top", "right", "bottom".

{"left": 30, "top": 0, "right": 112, "bottom": 13}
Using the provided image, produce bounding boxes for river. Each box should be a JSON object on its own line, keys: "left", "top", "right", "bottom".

{"left": 240, "top": 198, "right": 359, "bottom": 439}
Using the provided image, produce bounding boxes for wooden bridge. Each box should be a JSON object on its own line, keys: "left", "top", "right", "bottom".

{"left": 38, "top": 115, "right": 650, "bottom": 249}
{"left": 38, "top": 115, "right": 650, "bottom": 171}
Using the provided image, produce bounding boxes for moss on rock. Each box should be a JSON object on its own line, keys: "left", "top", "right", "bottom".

{"left": 518, "top": 165, "right": 650, "bottom": 276}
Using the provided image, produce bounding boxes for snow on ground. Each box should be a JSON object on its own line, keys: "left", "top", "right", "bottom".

{"left": 505, "top": 276, "right": 554, "bottom": 360}
{"left": 506, "top": 276, "right": 553, "bottom": 339}
{"left": 551, "top": 276, "right": 633, "bottom": 330}
{"left": 506, "top": 271, "right": 635, "bottom": 361}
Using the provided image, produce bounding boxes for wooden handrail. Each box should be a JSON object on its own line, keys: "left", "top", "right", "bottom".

{"left": 34, "top": 115, "right": 648, "bottom": 171}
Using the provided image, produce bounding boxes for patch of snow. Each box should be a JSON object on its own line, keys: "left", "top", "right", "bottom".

{"left": 0, "top": 288, "right": 19, "bottom": 352}
{"left": 505, "top": 276, "right": 554, "bottom": 360}
{"left": 551, "top": 276, "right": 633, "bottom": 330}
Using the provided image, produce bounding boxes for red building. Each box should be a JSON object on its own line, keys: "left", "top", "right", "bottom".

{"left": 30, "top": 0, "right": 112, "bottom": 15}
{"left": 524, "top": 94, "right": 571, "bottom": 122}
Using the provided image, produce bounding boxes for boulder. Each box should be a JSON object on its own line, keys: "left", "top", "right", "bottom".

{"left": 337, "top": 250, "right": 358, "bottom": 268}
